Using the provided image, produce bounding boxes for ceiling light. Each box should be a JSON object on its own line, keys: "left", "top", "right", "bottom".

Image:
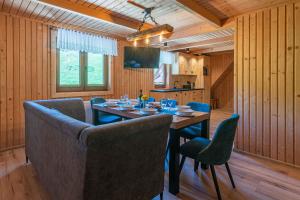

{"left": 127, "top": 24, "right": 173, "bottom": 41}
{"left": 126, "top": 1, "right": 173, "bottom": 42}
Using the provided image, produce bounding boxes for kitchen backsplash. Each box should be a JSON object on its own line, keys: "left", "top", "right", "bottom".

{"left": 170, "top": 75, "right": 197, "bottom": 88}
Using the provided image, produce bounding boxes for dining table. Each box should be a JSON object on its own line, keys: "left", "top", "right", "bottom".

{"left": 92, "top": 101, "right": 210, "bottom": 195}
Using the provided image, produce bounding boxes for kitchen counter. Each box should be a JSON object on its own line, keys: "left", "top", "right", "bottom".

{"left": 150, "top": 88, "right": 205, "bottom": 93}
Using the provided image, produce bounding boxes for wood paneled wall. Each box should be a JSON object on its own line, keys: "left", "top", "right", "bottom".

{"left": 210, "top": 52, "right": 234, "bottom": 111}
{"left": 113, "top": 40, "right": 154, "bottom": 99}
{"left": 0, "top": 13, "right": 154, "bottom": 151}
{"left": 234, "top": 2, "right": 300, "bottom": 166}
{"left": 0, "top": 13, "right": 51, "bottom": 151}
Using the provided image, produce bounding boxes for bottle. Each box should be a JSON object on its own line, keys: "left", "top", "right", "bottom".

{"left": 138, "top": 89, "right": 143, "bottom": 101}
{"left": 138, "top": 89, "right": 143, "bottom": 108}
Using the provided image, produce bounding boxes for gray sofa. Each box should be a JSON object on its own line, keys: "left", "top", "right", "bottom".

{"left": 23, "top": 98, "right": 172, "bottom": 200}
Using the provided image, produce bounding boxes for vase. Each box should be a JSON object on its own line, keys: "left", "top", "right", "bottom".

{"left": 141, "top": 100, "right": 146, "bottom": 108}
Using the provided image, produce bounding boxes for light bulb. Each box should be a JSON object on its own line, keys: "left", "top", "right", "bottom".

{"left": 159, "top": 34, "right": 163, "bottom": 42}
{"left": 145, "top": 38, "right": 149, "bottom": 44}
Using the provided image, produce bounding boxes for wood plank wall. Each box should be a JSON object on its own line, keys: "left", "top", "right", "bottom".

{"left": 210, "top": 52, "right": 234, "bottom": 111}
{"left": 0, "top": 13, "right": 154, "bottom": 151}
{"left": 234, "top": 1, "right": 300, "bottom": 166}
{"left": 113, "top": 40, "right": 154, "bottom": 99}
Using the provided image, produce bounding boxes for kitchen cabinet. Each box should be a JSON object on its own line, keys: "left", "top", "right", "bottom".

{"left": 181, "top": 91, "right": 192, "bottom": 105}
{"left": 172, "top": 53, "right": 199, "bottom": 76}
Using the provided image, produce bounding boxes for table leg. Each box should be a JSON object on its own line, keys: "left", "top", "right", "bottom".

{"left": 169, "top": 128, "right": 180, "bottom": 195}
{"left": 200, "top": 119, "right": 210, "bottom": 170}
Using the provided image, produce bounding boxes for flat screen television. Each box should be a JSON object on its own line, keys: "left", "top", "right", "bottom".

{"left": 124, "top": 46, "right": 160, "bottom": 68}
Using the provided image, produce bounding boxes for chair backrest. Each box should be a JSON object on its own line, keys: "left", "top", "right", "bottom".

{"left": 197, "top": 114, "right": 239, "bottom": 165}
{"left": 148, "top": 97, "right": 155, "bottom": 102}
{"left": 90, "top": 97, "right": 106, "bottom": 105}
{"left": 187, "top": 102, "right": 211, "bottom": 113}
{"left": 90, "top": 97, "right": 107, "bottom": 125}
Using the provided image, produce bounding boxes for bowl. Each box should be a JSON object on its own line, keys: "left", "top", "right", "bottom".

{"left": 176, "top": 105, "right": 191, "bottom": 110}
{"left": 148, "top": 102, "right": 161, "bottom": 108}
{"left": 140, "top": 108, "right": 157, "bottom": 115}
{"left": 176, "top": 109, "right": 194, "bottom": 116}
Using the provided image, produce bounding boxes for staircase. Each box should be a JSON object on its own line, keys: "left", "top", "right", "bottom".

{"left": 211, "top": 61, "right": 233, "bottom": 91}
{"left": 210, "top": 60, "right": 234, "bottom": 112}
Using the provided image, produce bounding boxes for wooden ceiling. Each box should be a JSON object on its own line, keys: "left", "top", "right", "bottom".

{"left": 0, "top": 0, "right": 293, "bottom": 53}
{"left": 194, "top": 0, "right": 292, "bottom": 19}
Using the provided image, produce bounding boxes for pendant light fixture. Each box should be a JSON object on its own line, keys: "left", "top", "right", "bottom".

{"left": 127, "top": 1, "right": 174, "bottom": 43}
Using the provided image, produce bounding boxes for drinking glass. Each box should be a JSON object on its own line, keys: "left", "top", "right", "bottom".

{"left": 160, "top": 99, "right": 168, "bottom": 111}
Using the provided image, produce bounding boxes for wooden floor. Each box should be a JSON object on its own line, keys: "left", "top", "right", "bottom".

{"left": 1, "top": 110, "right": 300, "bottom": 200}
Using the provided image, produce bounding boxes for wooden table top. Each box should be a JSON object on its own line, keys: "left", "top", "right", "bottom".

{"left": 92, "top": 104, "right": 210, "bottom": 130}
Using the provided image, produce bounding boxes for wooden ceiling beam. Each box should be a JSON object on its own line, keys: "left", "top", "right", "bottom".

{"left": 37, "top": 0, "right": 153, "bottom": 30}
{"left": 149, "top": 20, "right": 234, "bottom": 45}
{"left": 193, "top": 45, "right": 234, "bottom": 54}
{"left": 165, "top": 35, "right": 233, "bottom": 51}
{"left": 175, "top": 0, "right": 222, "bottom": 27}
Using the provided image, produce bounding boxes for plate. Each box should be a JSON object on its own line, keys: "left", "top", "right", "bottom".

{"left": 118, "top": 106, "right": 134, "bottom": 111}
{"left": 175, "top": 112, "right": 194, "bottom": 117}
{"left": 176, "top": 105, "right": 191, "bottom": 110}
{"left": 140, "top": 108, "right": 157, "bottom": 115}
{"left": 104, "top": 102, "right": 118, "bottom": 107}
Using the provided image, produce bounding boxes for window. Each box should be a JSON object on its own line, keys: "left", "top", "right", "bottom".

{"left": 154, "top": 64, "right": 167, "bottom": 87}
{"left": 57, "top": 49, "right": 108, "bottom": 92}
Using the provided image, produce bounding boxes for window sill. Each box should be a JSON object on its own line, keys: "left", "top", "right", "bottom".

{"left": 51, "top": 90, "right": 113, "bottom": 98}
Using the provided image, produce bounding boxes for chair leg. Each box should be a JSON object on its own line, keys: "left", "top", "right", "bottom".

{"left": 225, "top": 162, "right": 235, "bottom": 188}
{"left": 179, "top": 156, "right": 186, "bottom": 175}
{"left": 210, "top": 165, "right": 222, "bottom": 200}
{"left": 159, "top": 192, "right": 163, "bottom": 200}
{"left": 165, "top": 141, "right": 170, "bottom": 162}
{"left": 25, "top": 155, "right": 29, "bottom": 164}
{"left": 194, "top": 160, "right": 199, "bottom": 172}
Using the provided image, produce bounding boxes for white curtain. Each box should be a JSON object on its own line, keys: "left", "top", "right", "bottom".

{"left": 159, "top": 50, "right": 175, "bottom": 65}
{"left": 154, "top": 51, "right": 175, "bottom": 85}
{"left": 57, "top": 29, "right": 118, "bottom": 56}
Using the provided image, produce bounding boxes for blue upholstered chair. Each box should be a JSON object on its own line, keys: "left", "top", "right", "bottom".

{"left": 179, "top": 114, "right": 240, "bottom": 200}
{"left": 148, "top": 97, "right": 155, "bottom": 103}
{"left": 179, "top": 102, "right": 211, "bottom": 140}
{"left": 90, "top": 97, "right": 122, "bottom": 125}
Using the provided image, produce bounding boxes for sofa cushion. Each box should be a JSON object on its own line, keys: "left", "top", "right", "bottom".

{"left": 34, "top": 98, "right": 86, "bottom": 122}
{"left": 24, "top": 101, "right": 91, "bottom": 139}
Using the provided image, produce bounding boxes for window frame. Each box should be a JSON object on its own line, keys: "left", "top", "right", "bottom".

{"left": 56, "top": 49, "right": 109, "bottom": 92}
